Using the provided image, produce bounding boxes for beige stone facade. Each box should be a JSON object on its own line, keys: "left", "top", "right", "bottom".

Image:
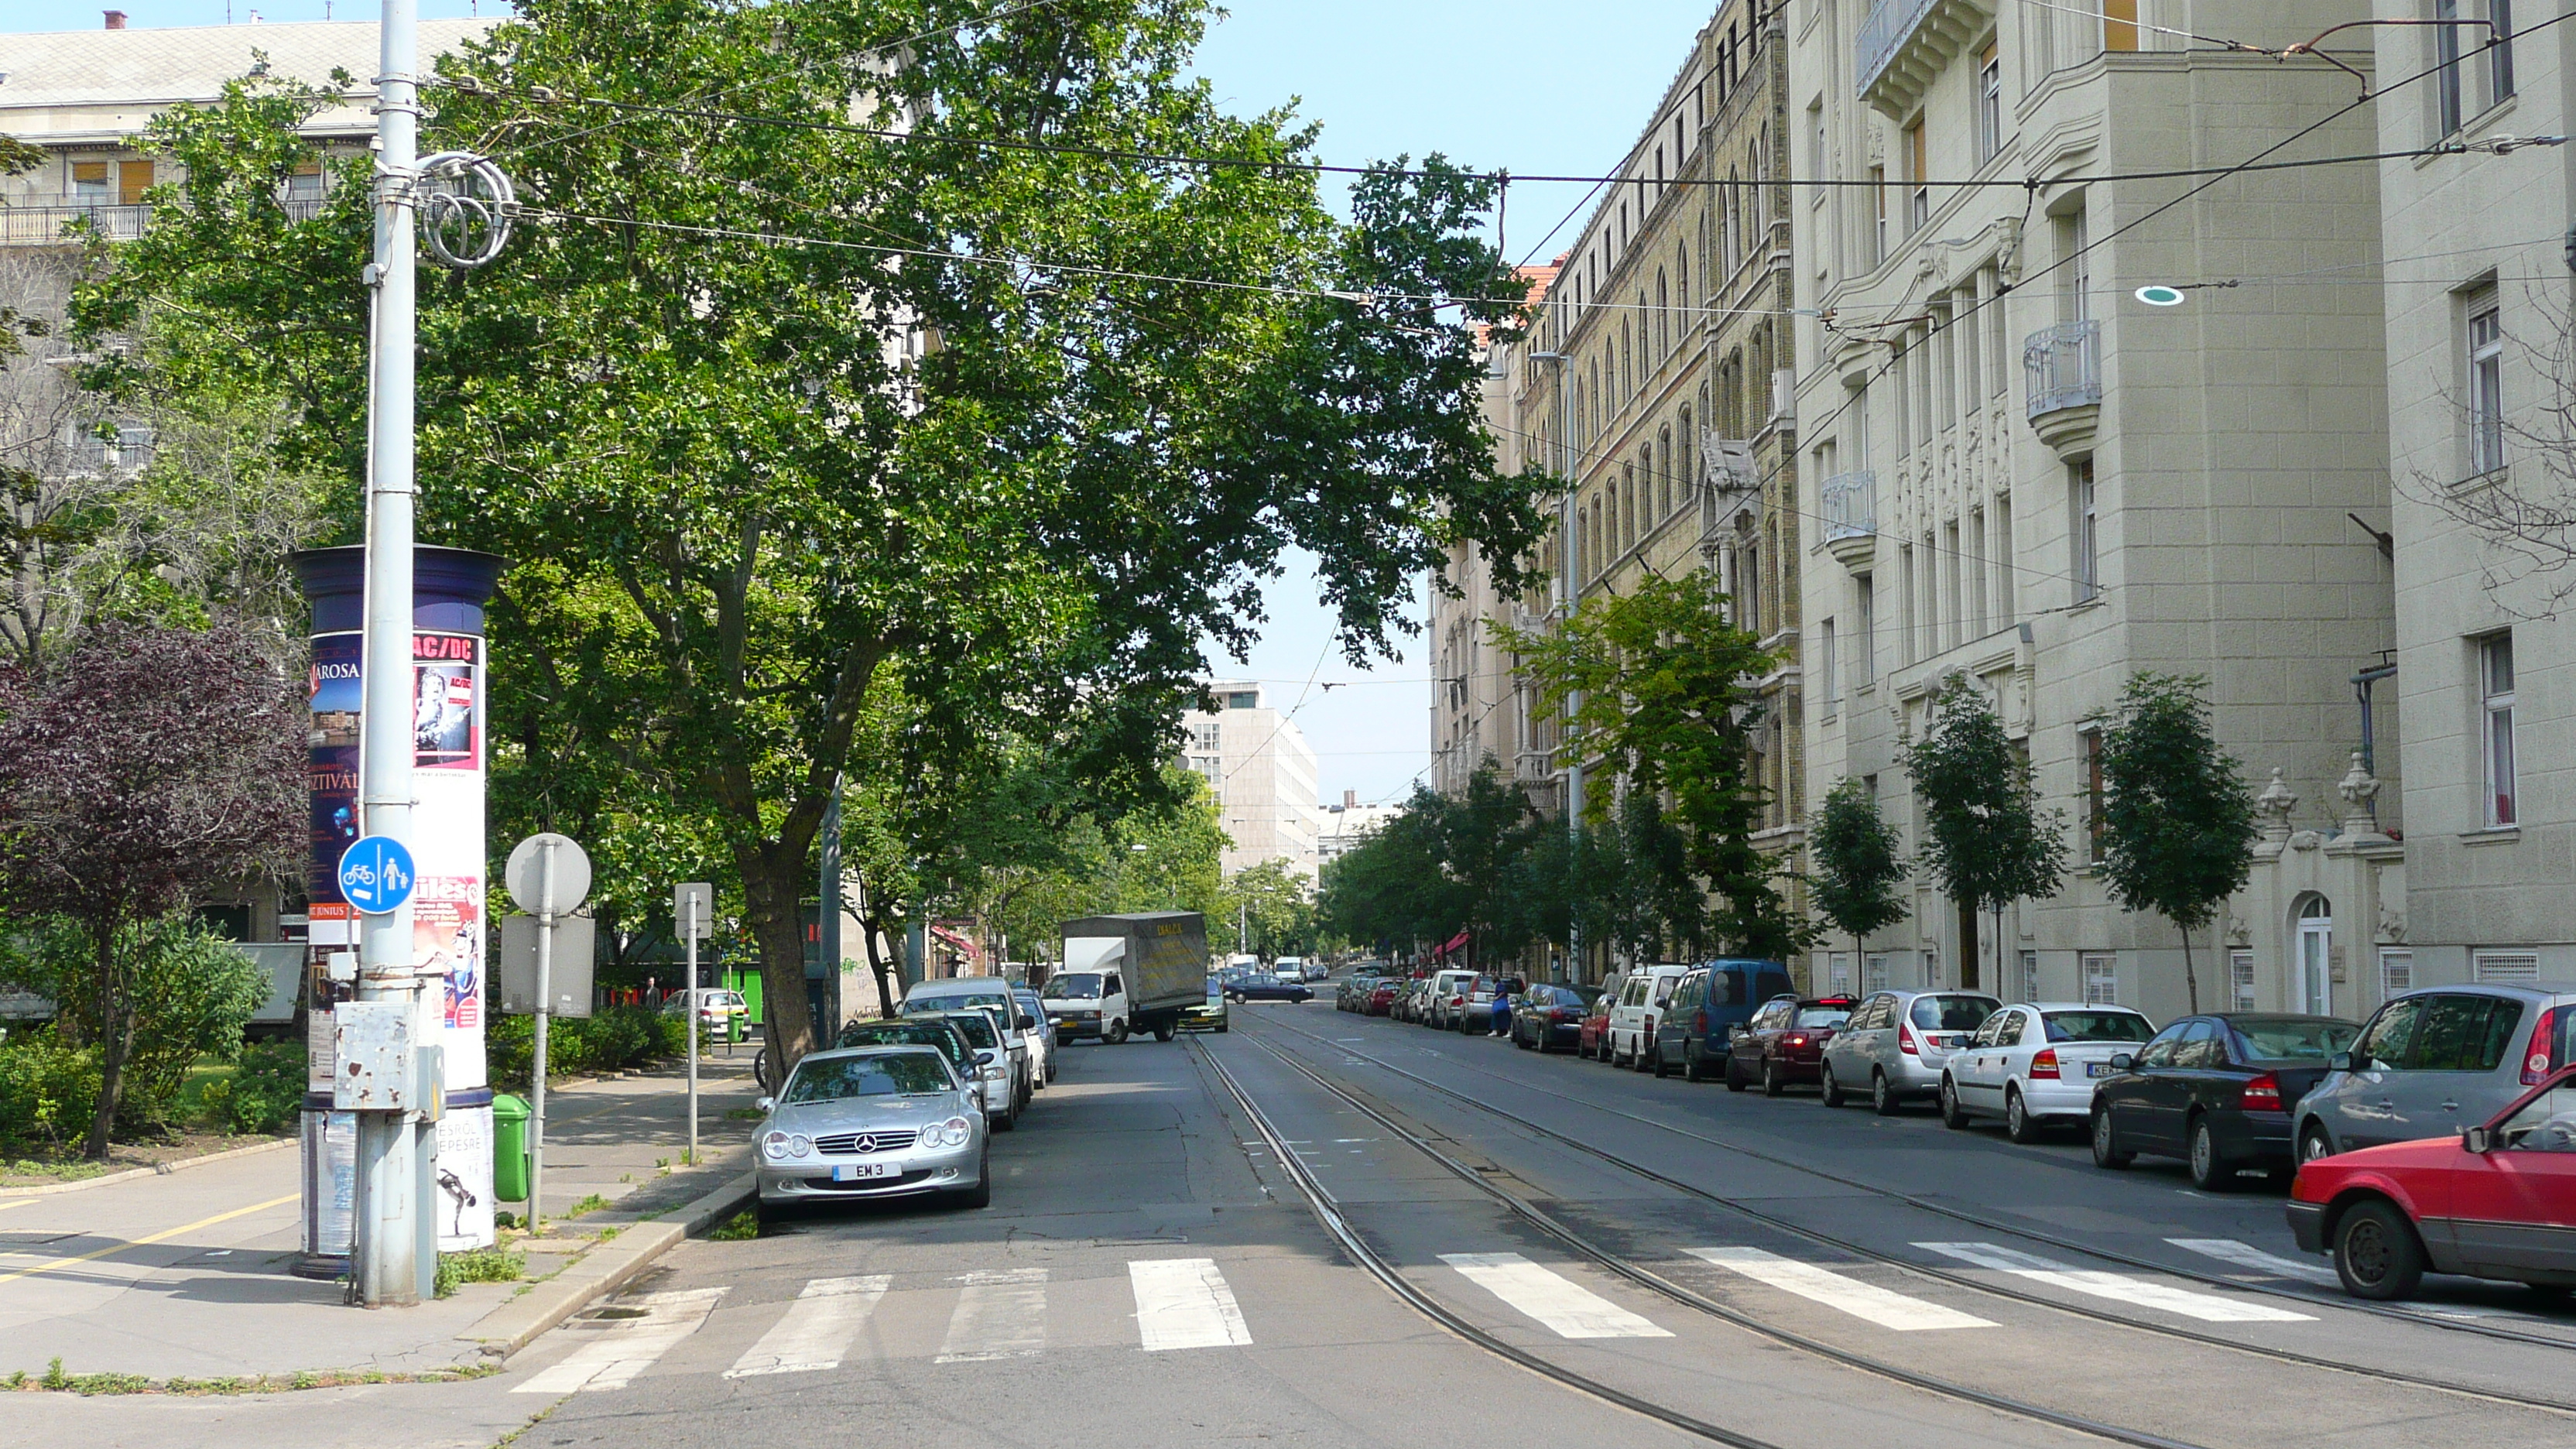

{"left": 1793, "top": 1, "right": 2400, "bottom": 1016}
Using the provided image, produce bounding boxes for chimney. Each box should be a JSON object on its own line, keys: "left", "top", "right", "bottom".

{"left": 1343, "top": 790, "right": 1358, "bottom": 810}
{"left": 103, "top": 9, "right": 127, "bottom": 27}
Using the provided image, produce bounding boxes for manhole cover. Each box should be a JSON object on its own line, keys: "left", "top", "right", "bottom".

{"left": 584, "top": 1306, "right": 650, "bottom": 1321}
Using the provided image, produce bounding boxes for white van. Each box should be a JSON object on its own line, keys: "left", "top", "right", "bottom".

{"left": 1426, "top": 968, "right": 1478, "bottom": 1029}
{"left": 1607, "top": 964, "right": 1696, "bottom": 1070}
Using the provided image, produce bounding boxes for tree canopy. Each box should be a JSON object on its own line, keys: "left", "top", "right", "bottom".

{"left": 1900, "top": 677, "right": 2063, "bottom": 992}
{"left": 1809, "top": 776, "right": 1908, "bottom": 959}
{"left": 2098, "top": 673, "right": 2258, "bottom": 1012}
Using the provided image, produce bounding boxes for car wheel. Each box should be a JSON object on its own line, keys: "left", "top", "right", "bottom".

{"left": 1820, "top": 1062, "right": 1845, "bottom": 1109}
{"left": 1940, "top": 1076, "right": 1970, "bottom": 1129}
{"left": 1762, "top": 1059, "right": 1784, "bottom": 1098}
{"left": 1634, "top": 1038, "right": 1657, "bottom": 1073}
{"left": 1046, "top": 1063, "right": 1058, "bottom": 1084}
{"left": 1725, "top": 1053, "right": 1748, "bottom": 1092}
{"left": 2006, "top": 1087, "right": 2045, "bottom": 1145}
{"left": 2334, "top": 1198, "right": 2427, "bottom": 1300}
{"left": 1871, "top": 1070, "right": 1899, "bottom": 1116}
{"left": 2187, "top": 1116, "right": 2235, "bottom": 1191}
{"left": 2298, "top": 1122, "right": 2337, "bottom": 1165}
{"left": 951, "top": 1150, "right": 992, "bottom": 1209}
{"left": 754, "top": 1197, "right": 788, "bottom": 1232}
{"left": 1683, "top": 1044, "right": 1706, "bottom": 1083}
{"left": 1653, "top": 1045, "right": 1671, "bottom": 1078}
{"left": 2091, "top": 1107, "right": 2134, "bottom": 1168}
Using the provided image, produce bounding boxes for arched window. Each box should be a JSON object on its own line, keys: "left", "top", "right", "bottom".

{"left": 1640, "top": 444, "right": 1655, "bottom": 529}
{"left": 1677, "top": 249, "right": 1690, "bottom": 335}
{"left": 1655, "top": 269, "right": 1670, "bottom": 361}
{"left": 1618, "top": 324, "right": 1630, "bottom": 401}
{"left": 1658, "top": 426, "right": 1673, "bottom": 517}
{"left": 1679, "top": 406, "right": 1694, "bottom": 496}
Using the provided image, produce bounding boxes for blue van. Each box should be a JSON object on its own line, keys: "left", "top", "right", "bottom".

{"left": 1653, "top": 959, "right": 1796, "bottom": 1081}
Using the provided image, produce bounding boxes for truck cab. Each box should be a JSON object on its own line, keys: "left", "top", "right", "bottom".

{"left": 1042, "top": 968, "right": 1129, "bottom": 1043}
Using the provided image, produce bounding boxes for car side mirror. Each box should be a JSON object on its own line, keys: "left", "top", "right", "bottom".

{"left": 1019, "top": 1014, "right": 1038, "bottom": 1029}
{"left": 2462, "top": 1125, "right": 2492, "bottom": 1154}
{"left": 2329, "top": 1051, "right": 2358, "bottom": 1073}
{"left": 976, "top": 1050, "right": 995, "bottom": 1063}
{"left": 754, "top": 1096, "right": 774, "bottom": 1114}
{"left": 2108, "top": 1053, "right": 2133, "bottom": 1071}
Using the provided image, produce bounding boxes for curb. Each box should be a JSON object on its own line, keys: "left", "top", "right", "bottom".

{"left": 0, "top": 1136, "right": 296, "bottom": 1199}
{"left": 457, "top": 1170, "right": 757, "bottom": 1361}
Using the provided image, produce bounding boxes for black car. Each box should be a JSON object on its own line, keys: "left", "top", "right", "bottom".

{"left": 1227, "top": 974, "right": 1314, "bottom": 1004}
{"left": 836, "top": 1016, "right": 978, "bottom": 1082}
{"left": 1511, "top": 983, "right": 1593, "bottom": 1053}
{"left": 2089, "top": 1012, "right": 2362, "bottom": 1189}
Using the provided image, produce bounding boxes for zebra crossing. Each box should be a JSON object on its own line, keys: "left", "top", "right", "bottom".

{"left": 512, "top": 1237, "right": 2334, "bottom": 1395}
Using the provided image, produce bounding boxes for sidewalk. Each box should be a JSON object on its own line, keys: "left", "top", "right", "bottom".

{"left": 0, "top": 1050, "right": 760, "bottom": 1386}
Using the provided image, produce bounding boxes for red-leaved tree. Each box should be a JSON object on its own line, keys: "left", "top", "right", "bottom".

{"left": 0, "top": 623, "right": 303, "bottom": 1157}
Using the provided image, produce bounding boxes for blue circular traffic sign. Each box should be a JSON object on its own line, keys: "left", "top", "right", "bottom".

{"left": 337, "top": 835, "right": 418, "bottom": 915}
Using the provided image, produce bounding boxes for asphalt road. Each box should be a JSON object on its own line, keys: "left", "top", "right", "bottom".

{"left": 492, "top": 997, "right": 2576, "bottom": 1449}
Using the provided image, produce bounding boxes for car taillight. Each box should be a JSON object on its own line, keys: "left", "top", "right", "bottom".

{"left": 1899, "top": 1023, "right": 1920, "bottom": 1055}
{"left": 1786, "top": 1034, "right": 1807, "bottom": 1048}
{"left": 2239, "top": 1072, "right": 2283, "bottom": 1111}
{"left": 2523, "top": 1007, "right": 2561, "bottom": 1086}
{"left": 1694, "top": 1011, "right": 1708, "bottom": 1033}
{"left": 2029, "top": 1048, "right": 2060, "bottom": 1081}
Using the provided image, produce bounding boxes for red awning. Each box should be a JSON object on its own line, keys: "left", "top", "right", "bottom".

{"left": 930, "top": 924, "right": 978, "bottom": 957}
{"left": 1434, "top": 930, "right": 1471, "bottom": 959}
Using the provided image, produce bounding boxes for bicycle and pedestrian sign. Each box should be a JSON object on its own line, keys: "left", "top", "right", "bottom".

{"left": 337, "top": 835, "right": 418, "bottom": 915}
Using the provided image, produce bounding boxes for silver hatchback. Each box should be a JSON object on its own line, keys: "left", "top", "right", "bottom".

{"left": 1819, "top": 989, "right": 2002, "bottom": 1113}
{"left": 2295, "top": 981, "right": 2576, "bottom": 1161}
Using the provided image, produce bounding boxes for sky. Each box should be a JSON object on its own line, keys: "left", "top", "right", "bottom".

{"left": 5, "top": 0, "right": 1718, "bottom": 803}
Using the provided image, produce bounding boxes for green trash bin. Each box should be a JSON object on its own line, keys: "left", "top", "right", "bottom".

{"left": 492, "top": 1093, "right": 531, "bottom": 1204}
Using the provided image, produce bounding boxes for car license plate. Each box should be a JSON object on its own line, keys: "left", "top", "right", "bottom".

{"left": 831, "top": 1162, "right": 896, "bottom": 1183}
{"left": 2086, "top": 1062, "right": 2112, "bottom": 1078}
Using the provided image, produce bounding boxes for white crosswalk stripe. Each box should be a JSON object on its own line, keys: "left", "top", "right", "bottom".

{"left": 514, "top": 1288, "right": 731, "bottom": 1394}
{"left": 1917, "top": 1242, "right": 2315, "bottom": 1323}
{"left": 1687, "top": 1246, "right": 1995, "bottom": 1331}
{"left": 1129, "top": 1258, "right": 1253, "bottom": 1351}
{"left": 936, "top": 1267, "right": 1050, "bottom": 1362}
{"left": 724, "top": 1275, "right": 891, "bottom": 1378}
{"left": 1440, "top": 1252, "right": 1672, "bottom": 1339}
{"left": 2165, "top": 1238, "right": 2343, "bottom": 1288}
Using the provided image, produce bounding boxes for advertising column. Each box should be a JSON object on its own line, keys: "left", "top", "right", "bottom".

{"left": 292, "top": 546, "right": 505, "bottom": 1271}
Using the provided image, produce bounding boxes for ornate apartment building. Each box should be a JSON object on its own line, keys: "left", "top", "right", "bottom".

{"left": 1790, "top": 1, "right": 2412, "bottom": 1016}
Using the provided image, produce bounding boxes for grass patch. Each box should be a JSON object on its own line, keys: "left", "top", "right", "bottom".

{"left": 707, "top": 1210, "right": 759, "bottom": 1242}
{"left": 564, "top": 1193, "right": 611, "bottom": 1219}
{"left": 721, "top": 1107, "right": 763, "bottom": 1121}
{"left": 9, "top": 1361, "right": 500, "bottom": 1396}
{"left": 432, "top": 1245, "right": 526, "bottom": 1297}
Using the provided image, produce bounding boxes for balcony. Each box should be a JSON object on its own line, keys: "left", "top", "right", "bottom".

{"left": 1819, "top": 470, "right": 1876, "bottom": 569}
{"left": 0, "top": 194, "right": 328, "bottom": 247}
{"left": 2024, "top": 320, "right": 2102, "bottom": 457}
{"left": 1856, "top": 0, "right": 1996, "bottom": 116}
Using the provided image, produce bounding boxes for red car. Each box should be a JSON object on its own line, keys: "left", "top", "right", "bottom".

{"left": 1365, "top": 981, "right": 1399, "bottom": 1016}
{"left": 2287, "top": 1065, "right": 2576, "bottom": 1300}
{"left": 1725, "top": 995, "right": 1859, "bottom": 1096}
{"left": 1577, "top": 992, "right": 1615, "bottom": 1060}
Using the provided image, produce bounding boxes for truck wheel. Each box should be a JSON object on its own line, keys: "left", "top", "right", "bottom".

{"left": 1110, "top": 1019, "right": 1130, "bottom": 1044}
{"left": 1154, "top": 1022, "right": 1176, "bottom": 1043}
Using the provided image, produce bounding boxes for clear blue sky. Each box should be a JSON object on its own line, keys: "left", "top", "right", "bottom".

{"left": 5, "top": 0, "right": 1716, "bottom": 804}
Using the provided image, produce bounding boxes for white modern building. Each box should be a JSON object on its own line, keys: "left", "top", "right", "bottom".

{"left": 1314, "top": 791, "right": 1401, "bottom": 866}
{"left": 1180, "top": 680, "right": 1321, "bottom": 879}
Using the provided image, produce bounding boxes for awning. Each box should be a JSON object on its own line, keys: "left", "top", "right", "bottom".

{"left": 1433, "top": 930, "right": 1471, "bottom": 959}
{"left": 930, "top": 924, "right": 978, "bottom": 958}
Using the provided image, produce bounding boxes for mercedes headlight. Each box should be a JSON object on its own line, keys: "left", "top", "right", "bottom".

{"left": 762, "top": 1130, "right": 813, "bottom": 1162}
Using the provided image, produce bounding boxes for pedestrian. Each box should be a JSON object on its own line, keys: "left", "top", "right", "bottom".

{"left": 1489, "top": 988, "right": 1512, "bottom": 1040}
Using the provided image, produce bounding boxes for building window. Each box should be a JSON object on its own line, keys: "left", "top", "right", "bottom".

{"left": 1821, "top": 618, "right": 1838, "bottom": 715}
{"left": 2437, "top": 0, "right": 2465, "bottom": 135}
{"left": 1869, "top": 165, "right": 1887, "bottom": 266}
{"left": 2102, "top": 0, "right": 2139, "bottom": 51}
{"left": 2231, "top": 950, "right": 2256, "bottom": 1011}
{"left": 2379, "top": 948, "right": 2413, "bottom": 999}
{"left": 2020, "top": 950, "right": 2040, "bottom": 1002}
{"left": 1855, "top": 574, "right": 1875, "bottom": 685}
{"left": 2468, "top": 296, "right": 2505, "bottom": 476}
{"left": 2072, "top": 461, "right": 2099, "bottom": 603}
{"left": 1225, "top": 690, "right": 1259, "bottom": 710}
{"left": 1865, "top": 953, "right": 1889, "bottom": 993}
{"left": 2078, "top": 725, "right": 2105, "bottom": 861}
{"left": 2082, "top": 952, "right": 2117, "bottom": 1006}
{"left": 2482, "top": 631, "right": 2516, "bottom": 826}
{"left": 118, "top": 159, "right": 153, "bottom": 207}
{"left": 2475, "top": 951, "right": 2539, "bottom": 983}
{"left": 1193, "top": 722, "right": 1221, "bottom": 751}
{"left": 1978, "top": 43, "right": 2002, "bottom": 163}
{"left": 2489, "top": 0, "right": 2516, "bottom": 104}
{"left": 1906, "top": 120, "right": 1929, "bottom": 233}
{"left": 1828, "top": 953, "right": 1852, "bottom": 994}
{"left": 71, "top": 160, "right": 110, "bottom": 205}
{"left": 2056, "top": 207, "right": 2090, "bottom": 323}
{"left": 1921, "top": 947, "right": 1941, "bottom": 991}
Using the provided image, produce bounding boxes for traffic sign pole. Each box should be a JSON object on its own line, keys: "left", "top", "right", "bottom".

{"left": 686, "top": 892, "right": 698, "bottom": 1169}
{"left": 529, "top": 838, "right": 553, "bottom": 1234}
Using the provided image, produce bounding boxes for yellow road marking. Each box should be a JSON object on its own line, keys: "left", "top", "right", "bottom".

{"left": 0, "top": 1194, "right": 300, "bottom": 1286}
{"left": 0, "top": 1198, "right": 35, "bottom": 1212}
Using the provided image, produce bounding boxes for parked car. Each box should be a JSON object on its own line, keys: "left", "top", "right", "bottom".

{"left": 1181, "top": 975, "right": 1230, "bottom": 1034}
{"left": 2288, "top": 1065, "right": 2576, "bottom": 1300}
{"left": 1941, "top": 1002, "right": 2156, "bottom": 1142}
{"left": 2090, "top": 1012, "right": 2360, "bottom": 1187}
{"left": 1725, "top": 995, "right": 1858, "bottom": 1094}
{"left": 1818, "top": 989, "right": 2001, "bottom": 1113}
{"left": 1652, "top": 960, "right": 1797, "bottom": 1081}
{"left": 663, "top": 988, "right": 749, "bottom": 1043}
{"left": 1338, "top": 973, "right": 1387, "bottom": 1011}
{"left": 2294, "top": 981, "right": 2576, "bottom": 1163}
{"left": 1424, "top": 968, "right": 1478, "bottom": 1029}
{"left": 834, "top": 1016, "right": 984, "bottom": 1109}
{"left": 1512, "top": 983, "right": 1593, "bottom": 1052}
{"left": 1273, "top": 956, "right": 1308, "bottom": 982}
{"left": 1458, "top": 974, "right": 1527, "bottom": 1034}
{"left": 1396, "top": 976, "right": 1431, "bottom": 1023}
{"left": 1607, "top": 964, "right": 1696, "bottom": 1070}
{"left": 1365, "top": 978, "right": 1402, "bottom": 1016}
{"left": 754, "top": 1044, "right": 989, "bottom": 1221}
{"left": 903, "top": 978, "right": 1041, "bottom": 1086}
{"left": 1012, "top": 987, "right": 1057, "bottom": 1088}
{"left": 914, "top": 1009, "right": 1025, "bottom": 1129}
{"left": 1228, "top": 974, "right": 1313, "bottom": 1004}
{"left": 1578, "top": 972, "right": 1623, "bottom": 1060}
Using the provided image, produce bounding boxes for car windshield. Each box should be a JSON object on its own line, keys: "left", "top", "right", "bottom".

{"left": 2231, "top": 1017, "right": 2361, "bottom": 1062}
{"left": 2043, "top": 1010, "right": 2156, "bottom": 1043}
{"left": 906, "top": 991, "right": 1009, "bottom": 1017}
{"left": 938, "top": 1012, "right": 999, "bottom": 1049}
{"left": 1793, "top": 1007, "right": 1852, "bottom": 1029}
{"left": 1044, "top": 974, "right": 1103, "bottom": 1000}
{"left": 783, "top": 1053, "right": 953, "bottom": 1102}
{"left": 835, "top": 1022, "right": 964, "bottom": 1061}
{"left": 1912, "top": 995, "right": 2002, "bottom": 1031}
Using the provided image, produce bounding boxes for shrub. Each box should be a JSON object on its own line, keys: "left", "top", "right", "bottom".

{"left": 0, "top": 1032, "right": 104, "bottom": 1155}
{"left": 486, "top": 1005, "right": 680, "bottom": 1091}
{"left": 7, "top": 915, "right": 268, "bottom": 1132}
{"left": 214, "top": 1040, "right": 305, "bottom": 1135}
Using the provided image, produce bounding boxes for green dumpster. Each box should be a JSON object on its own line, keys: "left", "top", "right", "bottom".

{"left": 493, "top": 1093, "right": 531, "bottom": 1204}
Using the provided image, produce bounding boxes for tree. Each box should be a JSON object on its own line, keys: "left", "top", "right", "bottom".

{"left": 1901, "top": 676, "right": 2064, "bottom": 992}
{"left": 1497, "top": 570, "right": 1798, "bottom": 959}
{"left": 83, "top": 2, "right": 1549, "bottom": 1077}
{"left": 2097, "top": 673, "right": 2259, "bottom": 1013}
{"left": 0, "top": 622, "right": 303, "bottom": 1156}
{"left": 1217, "top": 858, "right": 1316, "bottom": 960}
{"left": 1810, "top": 776, "right": 1909, "bottom": 969}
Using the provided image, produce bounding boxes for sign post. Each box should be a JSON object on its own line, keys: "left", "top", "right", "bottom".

{"left": 675, "top": 882, "right": 712, "bottom": 1167}
{"left": 339, "top": 833, "right": 420, "bottom": 1304}
{"left": 505, "top": 833, "right": 590, "bottom": 1232}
